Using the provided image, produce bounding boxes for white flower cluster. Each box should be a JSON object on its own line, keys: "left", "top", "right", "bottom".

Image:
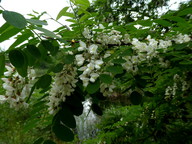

{"left": 132, "top": 35, "right": 172, "bottom": 59}
{"left": 100, "top": 82, "right": 116, "bottom": 97}
{"left": 83, "top": 24, "right": 131, "bottom": 45}
{"left": 47, "top": 65, "right": 78, "bottom": 114}
{"left": 0, "top": 65, "right": 35, "bottom": 109}
{"left": 164, "top": 74, "right": 189, "bottom": 100}
{"left": 122, "top": 56, "right": 139, "bottom": 73}
{"left": 174, "top": 33, "right": 191, "bottom": 44}
{"left": 76, "top": 41, "right": 104, "bottom": 87}
{"left": 165, "top": 83, "right": 178, "bottom": 97}
{"left": 122, "top": 33, "right": 191, "bottom": 73}
{"left": 96, "top": 29, "right": 122, "bottom": 45}
{"left": 82, "top": 27, "right": 92, "bottom": 39}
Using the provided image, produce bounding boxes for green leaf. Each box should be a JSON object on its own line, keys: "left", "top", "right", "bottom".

{"left": 56, "top": 7, "right": 70, "bottom": 20}
{"left": 60, "top": 12, "right": 75, "bottom": 18}
{"left": 91, "top": 103, "right": 103, "bottom": 116}
{"left": 52, "top": 63, "right": 63, "bottom": 73}
{"left": 0, "top": 53, "right": 5, "bottom": 77}
{"left": 36, "top": 74, "right": 52, "bottom": 89}
{"left": 52, "top": 122, "right": 74, "bottom": 142}
{"left": 33, "top": 137, "right": 44, "bottom": 144}
{"left": 154, "top": 19, "right": 172, "bottom": 27}
{"left": 41, "top": 40, "right": 53, "bottom": 51}
{"left": 179, "top": 60, "right": 192, "bottom": 65}
{"left": 55, "top": 105, "right": 76, "bottom": 128}
{"left": 79, "top": 13, "right": 91, "bottom": 22}
{"left": 27, "top": 19, "right": 48, "bottom": 25}
{"left": 3, "top": 10, "right": 27, "bottom": 29}
{"left": 91, "top": 92, "right": 106, "bottom": 101}
{"left": 23, "top": 48, "right": 37, "bottom": 66}
{"left": 106, "top": 65, "right": 124, "bottom": 75}
{"left": 78, "top": 8, "right": 91, "bottom": 16}
{"left": 16, "top": 59, "right": 28, "bottom": 77}
{"left": 41, "top": 40, "right": 59, "bottom": 56}
{"left": 34, "top": 26, "right": 59, "bottom": 38}
{"left": 0, "top": 26, "right": 21, "bottom": 43}
{"left": 112, "top": 58, "right": 126, "bottom": 64}
{"left": 0, "top": 22, "right": 11, "bottom": 34}
{"left": 16, "top": 66, "right": 28, "bottom": 77}
{"left": 26, "top": 45, "right": 41, "bottom": 59}
{"left": 26, "top": 84, "right": 36, "bottom": 103}
{"left": 86, "top": 79, "right": 100, "bottom": 94}
{"left": 121, "top": 48, "right": 133, "bottom": 56}
{"left": 135, "top": 75, "right": 147, "bottom": 88}
{"left": 63, "top": 55, "right": 75, "bottom": 64}
{"left": 8, "top": 49, "right": 25, "bottom": 68}
{"left": 43, "top": 140, "right": 56, "bottom": 144}
{"left": 99, "top": 74, "right": 113, "bottom": 84}
{"left": 137, "top": 19, "right": 153, "bottom": 26}
{"left": 164, "top": 16, "right": 186, "bottom": 23}
{"left": 15, "top": 51, "right": 28, "bottom": 77}
{"left": 65, "top": 94, "right": 84, "bottom": 116}
{"left": 130, "top": 91, "right": 142, "bottom": 105}
{"left": 23, "top": 119, "right": 39, "bottom": 133}
{"left": 144, "top": 91, "right": 154, "bottom": 97}
{"left": 177, "top": 8, "right": 192, "bottom": 16}
{"left": 66, "top": 19, "right": 77, "bottom": 23}
{"left": 71, "top": 0, "right": 90, "bottom": 10}
{"left": 9, "top": 32, "right": 33, "bottom": 50}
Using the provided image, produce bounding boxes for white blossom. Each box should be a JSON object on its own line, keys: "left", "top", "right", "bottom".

{"left": 0, "top": 95, "right": 6, "bottom": 104}
{"left": 79, "top": 75, "right": 90, "bottom": 87}
{"left": 99, "top": 24, "right": 105, "bottom": 29}
{"left": 123, "top": 34, "right": 131, "bottom": 44}
{"left": 95, "top": 60, "right": 104, "bottom": 70}
{"left": 88, "top": 44, "right": 98, "bottom": 54}
{"left": 75, "top": 54, "right": 85, "bottom": 66}
{"left": 78, "top": 41, "right": 87, "bottom": 51}
{"left": 174, "top": 33, "right": 191, "bottom": 44}
{"left": 1, "top": 65, "right": 36, "bottom": 109}
{"left": 47, "top": 65, "right": 77, "bottom": 114}
{"left": 82, "top": 27, "right": 92, "bottom": 39}
{"left": 90, "top": 73, "right": 99, "bottom": 82}
{"left": 104, "top": 50, "right": 111, "bottom": 58}
{"left": 100, "top": 82, "right": 116, "bottom": 97}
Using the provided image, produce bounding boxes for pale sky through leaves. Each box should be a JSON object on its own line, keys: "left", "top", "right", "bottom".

{"left": 0, "top": 0, "right": 70, "bottom": 29}
{"left": 0, "top": 0, "right": 190, "bottom": 50}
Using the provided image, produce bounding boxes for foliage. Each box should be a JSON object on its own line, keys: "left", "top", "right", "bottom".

{"left": 87, "top": 0, "right": 170, "bottom": 24}
{"left": 0, "top": 0, "right": 192, "bottom": 143}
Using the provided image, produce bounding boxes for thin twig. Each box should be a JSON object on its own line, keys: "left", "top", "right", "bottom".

{"left": 45, "top": 12, "right": 71, "bottom": 31}
{"left": 0, "top": 5, "right": 6, "bottom": 10}
{"left": 69, "top": 0, "right": 85, "bottom": 38}
{"left": 27, "top": 26, "right": 43, "bottom": 41}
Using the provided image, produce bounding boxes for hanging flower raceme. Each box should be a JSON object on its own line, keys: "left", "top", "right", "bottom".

{"left": 164, "top": 74, "right": 189, "bottom": 101}
{"left": 47, "top": 65, "right": 78, "bottom": 114}
{"left": 0, "top": 65, "right": 36, "bottom": 109}
{"left": 78, "top": 59, "right": 103, "bottom": 87}
{"left": 76, "top": 41, "right": 104, "bottom": 87}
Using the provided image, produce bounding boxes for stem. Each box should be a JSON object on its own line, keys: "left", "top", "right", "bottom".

{"left": 0, "top": 5, "right": 6, "bottom": 10}
{"left": 27, "top": 26, "right": 43, "bottom": 41}
{"left": 69, "top": 0, "right": 84, "bottom": 38}
{"left": 46, "top": 12, "right": 71, "bottom": 31}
